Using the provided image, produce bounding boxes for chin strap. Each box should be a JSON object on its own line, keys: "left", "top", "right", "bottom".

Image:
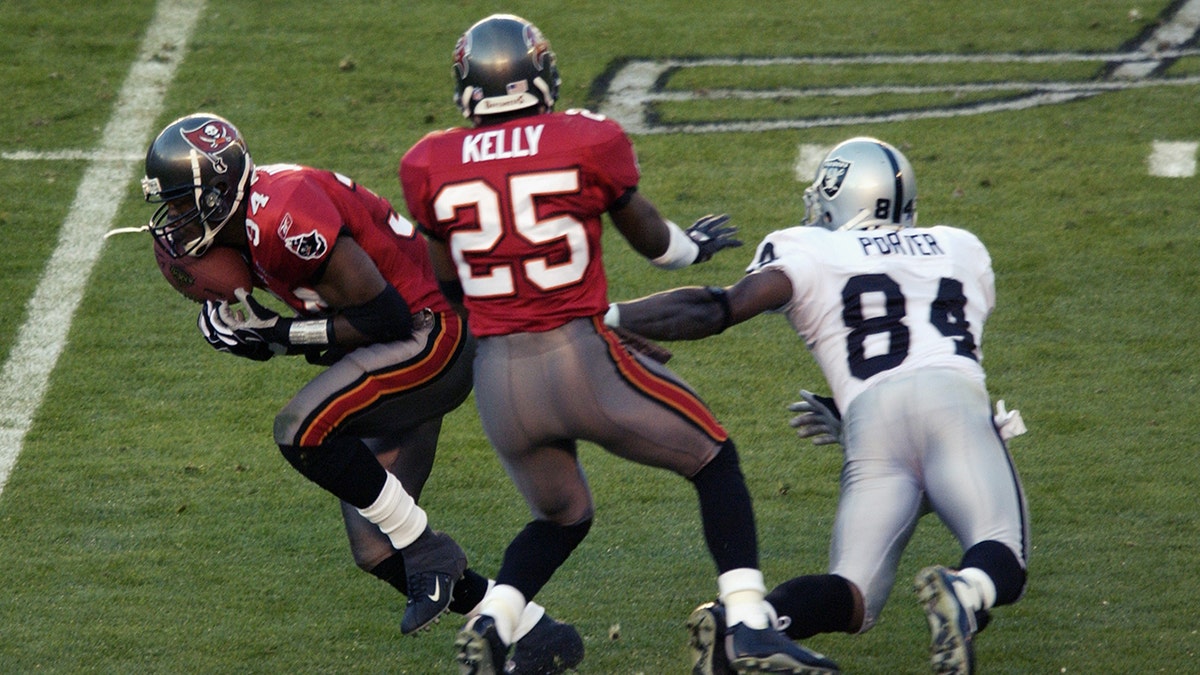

{"left": 103, "top": 225, "right": 150, "bottom": 238}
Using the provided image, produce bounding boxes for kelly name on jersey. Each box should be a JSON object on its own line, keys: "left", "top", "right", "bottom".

{"left": 462, "top": 124, "right": 545, "bottom": 163}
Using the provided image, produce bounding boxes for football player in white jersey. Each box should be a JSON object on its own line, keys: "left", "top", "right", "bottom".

{"left": 607, "top": 137, "right": 1029, "bottom": 675}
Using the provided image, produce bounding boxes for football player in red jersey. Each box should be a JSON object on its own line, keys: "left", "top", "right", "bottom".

{"left": 140, "top": 112, "right": 583, "bottom": 673}
{"left": 400, "top": 14, "right": 839, "bottom": 675}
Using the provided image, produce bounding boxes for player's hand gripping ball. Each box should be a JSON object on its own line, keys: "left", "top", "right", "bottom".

{"left": 153, "top": 238, "right": 253, "bottom": 303}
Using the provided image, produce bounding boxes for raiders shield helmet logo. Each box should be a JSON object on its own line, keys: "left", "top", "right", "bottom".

{"left": 817, "top": 158, "right": 851, "bottom": 199}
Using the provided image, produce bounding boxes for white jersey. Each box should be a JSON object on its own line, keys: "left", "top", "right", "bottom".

{"left": 746, "top": 224, "right": 994, "bottom": 411}
{"left": 748, "top": 225, "right": 1027, "bottom": 630}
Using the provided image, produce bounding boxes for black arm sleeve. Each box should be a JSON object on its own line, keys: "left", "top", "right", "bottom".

{"left": 607, "top": 186, "right": 637, "bottom": 214}
{"left": 341, "top": 284, "right": 414, "bottom": 344}
{"left": 438, "top": 277, "right": 465, "bottom": 305}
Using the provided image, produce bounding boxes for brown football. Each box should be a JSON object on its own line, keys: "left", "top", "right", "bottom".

{"left": 153, "top": 238, "right": 253, "bottom": 303}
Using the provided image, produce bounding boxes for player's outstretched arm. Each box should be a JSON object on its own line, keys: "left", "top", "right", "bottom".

{"left": 608, "top": 192, "right": 740, "bottom": 269}
{"left": 610, "top": 268, "right": 793, "bottom": 342}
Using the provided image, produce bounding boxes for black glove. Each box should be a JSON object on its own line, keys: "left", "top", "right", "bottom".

{"left": 686, "top": 214, "right": 742, "bottom": 263}
{"left": 304, "top": 347, "right": 347, "bottom": 366}
{"left": 197, "top": 300, "right": 275, "bottom": 361}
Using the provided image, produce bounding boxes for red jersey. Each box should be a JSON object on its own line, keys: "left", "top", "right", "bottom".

{"left": 400, "top": 109, "right": 640, "bottom": 337}
{"left": 243, "top": 164, "right": 447, "bottom": 317}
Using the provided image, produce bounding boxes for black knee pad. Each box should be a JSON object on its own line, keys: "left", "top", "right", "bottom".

{"left": 278, "top": 437, "right": 386, "bottom": 509}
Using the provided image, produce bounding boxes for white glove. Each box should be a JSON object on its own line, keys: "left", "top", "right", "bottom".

{"left": 993, "top": 399, "right": 1027, "bottom": 441}
{"left": 198, "top": 299, "right": 274, "bottom": 361}
{"left": 787, "top": 389, "right": 843, "bottom": 446}
{"left": 213, "top": 288, "right": 290, "bottom": 354}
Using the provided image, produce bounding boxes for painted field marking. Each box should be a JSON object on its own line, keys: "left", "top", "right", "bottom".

{"left": 598, "top": 0, "right": 1200, "bottom": 135}
{"left": 795, "top": 144, "right": 831, "bottom": 183}
{"left": 1, "top": 150, "right": 144, "bottom": 162}
{"left": 0, "top": 0, "right": 206, "bottom": 498}
{"left": 798, "top": 139, "right": 1199, "bottom": 184}
{"left": 1148, "top": 141, "right": 1199, "bottom": 177}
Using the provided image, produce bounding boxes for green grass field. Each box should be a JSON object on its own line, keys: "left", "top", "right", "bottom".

{"left": 2, "top": 1, "right": 1198, "bottom": 672}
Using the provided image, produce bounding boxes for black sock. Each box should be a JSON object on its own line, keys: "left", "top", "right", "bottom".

{"left": 690, "top": 440, "right": 758, "bottom": 572}
{"left": 960, "top": 539, "right": 1027, "bottom": 606}
{"left": 278, "top": 437, "right": 387, "bottom": 509}
{"left": 765, "top": 574, "right": 856, "bottom": 639}
{"left": 497, "top": 518, "right": 592, "bottom": 600}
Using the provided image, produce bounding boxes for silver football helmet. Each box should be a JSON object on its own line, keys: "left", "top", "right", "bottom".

{"left": 803, "top": 137, "right": 917, "bottom": 231}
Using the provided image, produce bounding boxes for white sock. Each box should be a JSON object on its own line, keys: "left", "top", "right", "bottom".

{"left": 480, "top": 584, "right": 526, "bottom": 645}
{"left": 955, "top": 567, "right": 997, "bottom": 613}
{"left": 718, "top": 568, "right": 769, "bottom": 629}
{"left": 512, "top": 601, "right": 547, "bottom": 642}
{"left": 464, "top": 580, "right": 546, "bottom": 641}
{"left": 356, "top": 472, "right": 428, "bottom": 549}
{"left": 764, "top": 600, "right": 790, "bottom": 632}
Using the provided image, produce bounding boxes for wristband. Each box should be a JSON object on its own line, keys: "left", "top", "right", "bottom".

{"left": 603, "top": 303, "right": 620, "bottom": 327}
{"left": 287, "top": 319, "right": 334, "bottom": 346}
{"left": 706, "top": 286, "right": 732, "bottom": 333}
{"left": 650, "top": 220, "right": 701, "bottom": 270}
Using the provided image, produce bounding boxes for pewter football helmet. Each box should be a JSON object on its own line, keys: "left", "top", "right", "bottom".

{"left": 142, "top": 113, "right": 253, "bottom": 258}
{"left": 453, "top": 14, "right": 559, "bottom": 119}
{"left": 803, "top": 137, "right": 917, "bottom": 231}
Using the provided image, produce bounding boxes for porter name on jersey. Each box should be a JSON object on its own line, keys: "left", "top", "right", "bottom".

{"left": 858, "top": 231, "right": 945, "bottom": 257}
{"left": 462, "top": 124, "right": 545, "bottom": 163}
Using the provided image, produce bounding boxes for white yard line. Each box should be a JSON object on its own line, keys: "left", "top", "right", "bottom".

{"left": 601, "top": 0, "right": 1200, "bottom": 134}
{"left": 1, "top": 150, "right": 144, "bottom": 162}
{"left": 0, "top": 0, "right": 206, "bottom": 498}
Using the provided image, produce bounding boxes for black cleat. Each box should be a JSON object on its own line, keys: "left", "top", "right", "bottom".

{"left": 915, "top": 566, "right": 977, "bottom": 675}
{"left": 509, "top": 613, "right": 585, "bottom": 674}
{"left": 455, "top": 615, "right": 508, "bottom": 675}
{"left": 400, "top": 529, "right": 467, "bottom": 634}
{"left": 688, "top": 601, "right": 732, "bottom": 675}
{"left": 725, "top": 620, "right": 839, "bottom": 674}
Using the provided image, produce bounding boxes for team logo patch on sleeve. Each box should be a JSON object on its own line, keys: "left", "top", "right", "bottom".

{"left": 285, "top": 230, "right": 329, "bottom": 260}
